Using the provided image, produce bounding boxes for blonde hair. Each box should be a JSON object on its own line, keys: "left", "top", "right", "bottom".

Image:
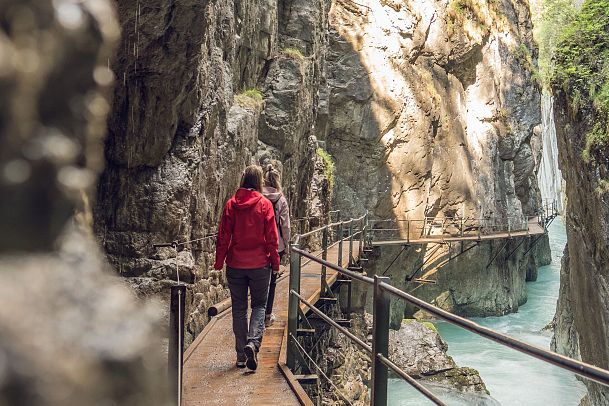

{"left": 264, "top": 164, "right": 282, "bottom": 192}
{"left": 240, "top": 165, "right": 263, "bottom": 192}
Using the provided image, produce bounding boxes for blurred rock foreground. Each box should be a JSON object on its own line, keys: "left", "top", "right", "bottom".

{"left": 0, "top": 0, "right": 168, "bottom": 405}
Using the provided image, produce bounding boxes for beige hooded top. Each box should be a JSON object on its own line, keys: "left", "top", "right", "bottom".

{"left": 262, "top": 186, "right": 291, "bottom": 253}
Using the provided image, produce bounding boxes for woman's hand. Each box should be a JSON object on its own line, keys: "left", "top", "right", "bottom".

{"left": 213, "top": 261, "right": 224, "bottom": 271}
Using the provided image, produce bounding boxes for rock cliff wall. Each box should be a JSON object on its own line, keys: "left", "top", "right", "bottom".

{"left": 550, "top": 1, "right": 609, "bottom": 404}
{"left": 325, "top": 0, "right": 550, "bottom": 320}
{"left": 95, "top": 0, "right": 333, "bottom": 343}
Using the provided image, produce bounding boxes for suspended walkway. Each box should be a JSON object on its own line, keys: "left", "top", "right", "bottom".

{"left": 167, "top": 200, "right": 609, "bottom": 406}
{"left": 181, "top": 216, "right": 364, "bottom": 406}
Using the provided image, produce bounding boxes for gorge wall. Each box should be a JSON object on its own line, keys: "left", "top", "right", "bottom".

{"left": 94, "top": 0, "right": 550, "bottom": 341}
{"left": 551, "top": 1, "right": 609, "bottom": 403}
{"left": 324, "top": 0, "right": 550, "bottom": 321}
{"left": 95, "top": 0, "right": 334, "bottom": 343}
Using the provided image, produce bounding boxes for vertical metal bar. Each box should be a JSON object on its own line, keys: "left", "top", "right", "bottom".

{"left": 287, "top": 242, "right": 302, "bottom": 370}
{"left": 407, "top": 220, "right": 410, "bottom": 243}
{"left": 348, "top": 220, "right": 354, "bottom": 266}
{"left": 359, "top": 217, "right": 365, "bottom": 259}
{"left": 321, "top": 227, "right": 328, "bottom": 296}
{"left": 363, "top": 211, "right": 369, "bottom": 248}
{"left": 347, "top": 277, "right": 352, "bottom": 316}
{"left": 372, "top": 276, "right": 390, "bottom": 406}
{"left": 338, "top": 222, "right": 344, "bottom": 267}
{"left": 168, "top": 285, "right": 186, "bottom": 406}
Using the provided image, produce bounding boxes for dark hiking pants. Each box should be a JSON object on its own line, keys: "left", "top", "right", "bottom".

{"left": 227, "top": 266, "right": 272, "bottom": 355}
{"left": 266, "top": 251, "right": 284, "bottom": 315}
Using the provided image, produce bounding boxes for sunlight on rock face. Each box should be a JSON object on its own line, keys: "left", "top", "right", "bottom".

{"left": 328, "top": 0, "right": 540, "bottom": 236}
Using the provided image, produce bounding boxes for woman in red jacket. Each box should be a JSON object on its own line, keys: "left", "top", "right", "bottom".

{"left": 214, "top": 165, "right": 280, "bottom": 371}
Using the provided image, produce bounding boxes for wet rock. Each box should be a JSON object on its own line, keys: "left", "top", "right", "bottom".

{"left": 389, "top": 320, "right": 456, "bottom": 377}
{"left": 389, "top": 319, "right": 489, "bottom": 395}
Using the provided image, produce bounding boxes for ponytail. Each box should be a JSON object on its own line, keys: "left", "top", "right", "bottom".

{"left": 264, "top": 164, "right": 282, "bottom": 192}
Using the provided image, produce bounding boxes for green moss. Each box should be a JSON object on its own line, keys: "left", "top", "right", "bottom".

{"left": 447, "top": 0, "right": 490, "bottom": 33}
{"left": 402, "top": 318, "right": 439, "bottom": 333}
{"left": 583, "top": 122, "right": 609, "bottom": 162}
{"left": 595, "top": 179, "right": 609, "bottom": 195}
{"left": 281, "top": 47, "right": 305, "bottom": 60}
{"left": 316, "top": 148, "right": 335, "bottom": 191}
{"left": 235, "top": 88, "right": 264, "bottom": 109}
{"left": 552, "top": 0, "right": 609, "bottom": 160}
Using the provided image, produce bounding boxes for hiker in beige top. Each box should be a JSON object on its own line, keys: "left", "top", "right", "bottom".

{"left": 262, "top": 164, "right": 291, "bottom": 327}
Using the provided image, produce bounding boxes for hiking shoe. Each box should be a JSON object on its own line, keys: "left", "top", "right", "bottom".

{"left": 244, "top": 342, "right": 258, "bottom": 371}
{"left": 236, "top": 353, "right": 247, "bottom": 368}
{"left": 265, "top": 313, "right": 276, "bottom": 327}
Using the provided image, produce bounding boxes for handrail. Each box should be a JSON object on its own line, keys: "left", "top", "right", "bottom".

{"left": 292, "top": 290, "right": 371, "bottom": 352}
{"left": 378, "top": 281, "right": 609, "bottom": 387}
{"left": 290, "top": 246, "right": 609, "bottom": 386}
{"left": 287, "top": 205, "right": 609, "bottom": 406}
{"left": 376, "top": 354, "right": 446, "bottom": 406}
{"left": 293, "top": 212, "right": 367, "bottom": 244}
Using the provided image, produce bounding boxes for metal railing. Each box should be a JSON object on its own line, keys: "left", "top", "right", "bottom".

{"left": 287, "top": 212, "right": 368, "bottom": 370}
{"left": 369, "top": 215, "right": 531, "bottom": 243}
{"left": 287, "top": 205, "right": 609, "bottom": 406}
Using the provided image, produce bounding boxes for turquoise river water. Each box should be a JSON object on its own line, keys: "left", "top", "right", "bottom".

{"left": 388, "top": 218, "right": 588, "bottom": 405}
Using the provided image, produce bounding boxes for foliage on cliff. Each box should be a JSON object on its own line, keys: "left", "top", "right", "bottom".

{"left": 551, "top": 0, "right": 609, "bottom": 160}
{"left": 533, "top": 0, "right": 575, "bottom": 87}
{"left": 316, "top": 147, "right": 335, "bottom": 190}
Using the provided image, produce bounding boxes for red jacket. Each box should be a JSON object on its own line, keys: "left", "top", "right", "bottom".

{"left": 214, "top": 188, "right": 280, "bottom": 271}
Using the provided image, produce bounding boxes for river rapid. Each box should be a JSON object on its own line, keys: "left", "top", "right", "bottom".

{"left": 388, "top": 218, "right": 587, "bottom": 405}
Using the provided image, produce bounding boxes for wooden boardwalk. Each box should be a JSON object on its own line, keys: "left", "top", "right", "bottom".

{"left": 372, "top": 219, "right": 545, "bottom": 246}
{"left": 182, "top": 242, "right": 359, "bottom": 406}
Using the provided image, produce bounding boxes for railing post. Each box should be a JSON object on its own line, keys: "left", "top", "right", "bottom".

{"left": 407, "top": 219, "right": 410, "bottom": 243}
{"left": 287, "top": 242, "right": 302, "bottom": 370}
{"left": 168, "top": 284, "right": 186, "bottom": 406}
{"left": 321, "top": 227, "right": 328, "bottom": 296}
{"left": 348, "top": 220, "right": 354, "bottom": 267}
{"left": 372, "top": 275, "right": 390, "bottom": 406}
{"left": 338, "top": 221, "right": 344, "bottom": 267}
{"left": 359, "top": 216, "right": 365, "bottom": 259}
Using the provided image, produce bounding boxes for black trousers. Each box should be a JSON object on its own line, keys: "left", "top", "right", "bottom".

{"left": 266, "top": 251, "right": 284, "bottom": 315}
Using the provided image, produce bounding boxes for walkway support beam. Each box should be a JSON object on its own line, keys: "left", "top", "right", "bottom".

{"left": 287, "top": 242, "right": 302, "bottom": 370}
{"left": 168, "top": 285, "right": 186, "bottom": 406}
{"left": 321, "top": 227, "right": 328, "bottom": 296}
{"left": 371, "top": 275, "right": 390, "bottom": 406}
{"left": 338, "top": 222, "right": 344, "bottom": 268}
{"left": 348, "top": 221, "right": 354, "bottom": 266}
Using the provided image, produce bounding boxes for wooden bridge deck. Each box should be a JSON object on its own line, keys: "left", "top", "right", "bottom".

{"left": 182, "top": 242, "right": 359, "bottom": 406}
{"left": 372, "top": 219, "right": 545, "bottom": 246}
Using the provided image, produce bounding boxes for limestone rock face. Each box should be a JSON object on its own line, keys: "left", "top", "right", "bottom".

{"left": 552, "top": 90, "right": 609, "bottom": 404}
{"left": 389, "top": 321, "right": 455, "bottom": 377}
{"left": 95, "top": 0, "right": 333, "bottom": 344}
{"left": 326, "top": 0, "right": 549, "bottom": 318}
